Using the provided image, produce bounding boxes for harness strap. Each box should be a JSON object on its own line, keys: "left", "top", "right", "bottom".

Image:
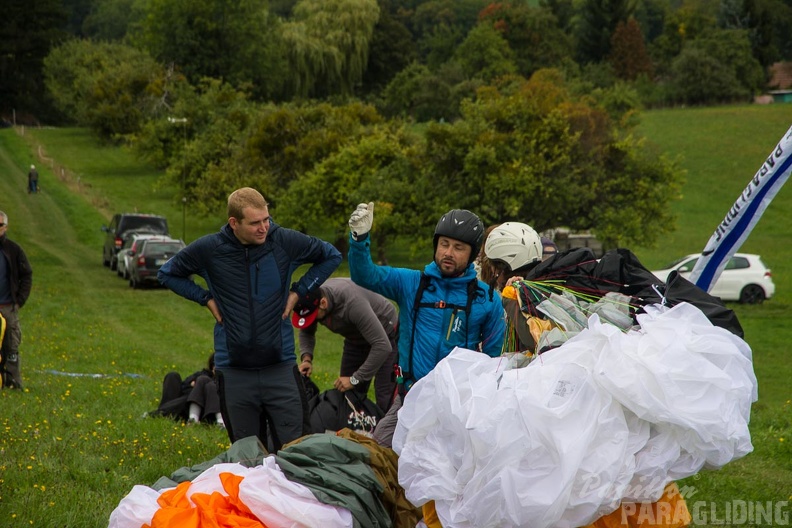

{"left": 415, "top": 301, "right": 467, "bottom": 310}
{"left": 403, "top": 273, "right": 432, "bottom": 387}
{"left": 402, "top": 273, "right": 481, "bottom": 391}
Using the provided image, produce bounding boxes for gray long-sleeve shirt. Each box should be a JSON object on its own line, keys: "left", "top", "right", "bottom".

{"left": 298, "top": 277, "right": 398, "bottom": 382}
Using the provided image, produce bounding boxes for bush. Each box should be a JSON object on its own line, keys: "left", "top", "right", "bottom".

{"left": 667, "top": 29, "right": 764, "bottom": 105}
{"left": 669, "top": 48, "right": 747, "bottom": 104}
{"left": 43, "top": 40, "right": 164, "bottom": 140}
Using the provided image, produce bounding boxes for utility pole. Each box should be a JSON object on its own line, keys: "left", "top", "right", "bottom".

{"left": 168, "top": 117, "right": 188, "bottom": 241}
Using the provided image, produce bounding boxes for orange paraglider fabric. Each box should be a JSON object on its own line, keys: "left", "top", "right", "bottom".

{"left": 146, "top": 472, "right": 267, "bottom": 528}
{"left": 422, "top": 500, "right": 442, "bottom": 528}
{"left": 583, "top": 482, "right": 691, "bottom": 528}
{"left": 419, "top": 483, "right": 689, "bottom": 528}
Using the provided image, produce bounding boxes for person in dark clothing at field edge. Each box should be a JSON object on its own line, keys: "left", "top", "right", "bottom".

{"left": 0, "top": 210, "right": 33, "bottom": 389}
{"left": 158, "top": 187, "right": 342, "bottom": 450}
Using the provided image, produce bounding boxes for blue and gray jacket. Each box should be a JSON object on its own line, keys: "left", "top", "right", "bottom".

{"left": 348, "top": 234, "right": 505, "bottom": 390}
{"left": 159, "top": 222, "right": 341, "bottom": 369}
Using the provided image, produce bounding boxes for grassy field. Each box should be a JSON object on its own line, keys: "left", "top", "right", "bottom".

{"left": 632, "top": 105, "right": 792, "bottom": 526}
{"left": 0, "top": 103, "right": 790, "bottom": 527}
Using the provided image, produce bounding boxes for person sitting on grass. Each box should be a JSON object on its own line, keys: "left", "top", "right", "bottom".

{"left": 147, "top": 353, "right": 224, "bottom": 427}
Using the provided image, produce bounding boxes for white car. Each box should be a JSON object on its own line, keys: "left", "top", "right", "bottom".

{"left": 651, "top": 253, "right": 775, "bottom": 304}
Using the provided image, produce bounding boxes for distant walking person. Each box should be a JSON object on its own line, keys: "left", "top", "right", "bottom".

{"left": 28, "top": 165, "right": 39, "bottom": 194}
{"left": 0, "top": 211, "right": 33, "bottom": 389}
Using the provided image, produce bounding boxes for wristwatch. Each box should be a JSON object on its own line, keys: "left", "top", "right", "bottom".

{"left": 349, "top": 375, "right": 360, "bottom": 386}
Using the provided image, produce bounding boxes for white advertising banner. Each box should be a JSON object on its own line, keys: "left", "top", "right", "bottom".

{"left": 689, "top": 125, "right": 792, "bottom": 291}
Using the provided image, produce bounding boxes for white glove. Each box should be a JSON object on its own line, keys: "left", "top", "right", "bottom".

{"left": 349, "top": 202, "right": 374, "bottom": 240}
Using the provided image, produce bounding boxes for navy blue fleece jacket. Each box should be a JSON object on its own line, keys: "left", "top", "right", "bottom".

{"left": 159, "top": 222, "right": 341, "bottom": 368}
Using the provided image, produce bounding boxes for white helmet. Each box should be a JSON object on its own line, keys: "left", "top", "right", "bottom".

{"left": 484, "top": 222, "right": 543, "bottom": 271}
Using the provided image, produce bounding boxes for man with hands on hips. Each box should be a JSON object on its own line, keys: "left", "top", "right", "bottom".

{"left": 159, "top": 187, "right": 342, "bottom": 451}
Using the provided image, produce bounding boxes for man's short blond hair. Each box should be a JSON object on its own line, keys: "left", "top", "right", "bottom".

{"left": 227, "top": 187, "right": 269, "bottom": 220}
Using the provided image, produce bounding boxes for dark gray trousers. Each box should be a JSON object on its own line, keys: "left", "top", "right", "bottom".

{"left": 0, "top": 304, "right": 23, "bottom": 388}
{"left": 216, "top": 361, "right": 309, "bottom": 452}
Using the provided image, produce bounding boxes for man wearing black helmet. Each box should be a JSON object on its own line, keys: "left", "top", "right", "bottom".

{"left": 347, "top": 202, "right": 506, "bottom": 447}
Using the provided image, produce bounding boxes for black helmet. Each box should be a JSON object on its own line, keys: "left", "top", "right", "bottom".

{"left": 433, "top": 209, "right": 485, "bottom": 264}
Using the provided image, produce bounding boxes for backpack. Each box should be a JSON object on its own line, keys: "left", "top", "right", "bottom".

{"left": 308, "top": 389, "right": 383, "bottom": 437}
{"left": 301, "top": 374, "right": 321, "bottom": 401}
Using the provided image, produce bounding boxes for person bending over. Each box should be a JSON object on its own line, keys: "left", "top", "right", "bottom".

{"left": 292, "top": 278, "right": 398, "bottom": 414}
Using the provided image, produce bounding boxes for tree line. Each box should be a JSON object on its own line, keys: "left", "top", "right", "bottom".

{"left": 14, "top": 0, "right": 773, "bottom": 252}
{"left": 3, "top": 0, "right": 787, "bottom": 122}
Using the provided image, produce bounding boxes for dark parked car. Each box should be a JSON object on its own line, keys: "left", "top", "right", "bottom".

{"left": 117, "top": 234, "right": 162, "bottom": 280}
{"left": 128, "top": 237, "right": 185, "bottom": 289}
{"left": 102, "top": 213, "right": 169, "bottom": 270}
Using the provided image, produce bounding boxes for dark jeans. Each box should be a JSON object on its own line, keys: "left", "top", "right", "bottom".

{"left": 216, "top": 362, "right": 309, "bottom": 452}
{"left": 0, "top": 304, "right": 23, "bottom": 388}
